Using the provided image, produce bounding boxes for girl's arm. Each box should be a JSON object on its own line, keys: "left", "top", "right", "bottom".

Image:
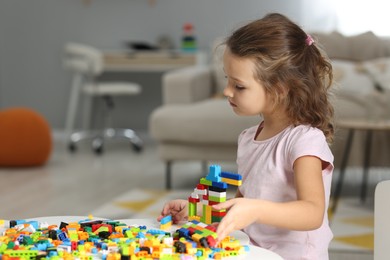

{"left": 213, "top": 155, "right": 326, "bottom": 240}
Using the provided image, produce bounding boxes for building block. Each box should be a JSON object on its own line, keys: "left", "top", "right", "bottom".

{"left": 160, "top": 215, "right": 172, "bottom": 225}
{"left": 188, "top": 202, "right": 197, "bottom": 217}
{"left": 221, "top": 171, "right": 242, "bottom": 180}
{"left": 206, "top": 165, "right": 221, "bottom": 182}
{"left": 221, "top": 178, "right": 242, "bottom": 186}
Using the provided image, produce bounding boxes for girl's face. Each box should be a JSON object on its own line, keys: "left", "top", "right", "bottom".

{"left": 223, "top": 47, "right": 272, "bottom": 116}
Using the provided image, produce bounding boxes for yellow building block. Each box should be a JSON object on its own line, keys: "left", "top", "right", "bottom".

{"left": 221, "top": 177, "right": 242, "bottom": 186}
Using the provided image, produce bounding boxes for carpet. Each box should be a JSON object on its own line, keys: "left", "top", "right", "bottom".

{"left": 329, "top": 198, "right": 373, "bottom": 252}
{"left": 90, "top": 189, "right": 373, "bottom": 253}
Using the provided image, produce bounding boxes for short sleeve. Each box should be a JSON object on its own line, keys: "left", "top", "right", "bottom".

{"left": 288, "top": 126, "right": 334, "bottom": 172}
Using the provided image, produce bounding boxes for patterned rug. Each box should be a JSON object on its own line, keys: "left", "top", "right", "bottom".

{"left": 90, "top": 189, "right": 373, "bottom": 253}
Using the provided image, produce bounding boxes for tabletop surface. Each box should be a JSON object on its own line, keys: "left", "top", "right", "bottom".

{"left": 1, "top": 216, "right": 283, "bottom": 260}
{"left": 336, "top": 119, "right": 390, "bottom": 130}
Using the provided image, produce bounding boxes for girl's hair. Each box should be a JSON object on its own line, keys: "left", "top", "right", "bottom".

{"left": 225, "top": 13, "right": 334, "bottom": 143}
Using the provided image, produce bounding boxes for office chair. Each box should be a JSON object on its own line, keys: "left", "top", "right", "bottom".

{"left": 63, "top": 42, "right": 143, "bottom": 154}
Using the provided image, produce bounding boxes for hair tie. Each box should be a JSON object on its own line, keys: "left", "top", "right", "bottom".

{"left": 305, "top": 34, "right": 314, "bottom": 46}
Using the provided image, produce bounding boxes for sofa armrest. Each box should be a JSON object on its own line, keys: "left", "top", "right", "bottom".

{"left": 162, "top": 65, "right": 213, "bottom": 105}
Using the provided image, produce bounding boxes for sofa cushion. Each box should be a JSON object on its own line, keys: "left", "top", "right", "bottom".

{"left": 362, "top": 57, "right": 390, "bottom": 91}
{"left": 331, "top": 59, "right": 390, "bottom": 119}
{"left": 313, "top": 31, "right": 389, "bottom": 61}
{"left": 149, "top": 98, "right": 259, "bottom": 144}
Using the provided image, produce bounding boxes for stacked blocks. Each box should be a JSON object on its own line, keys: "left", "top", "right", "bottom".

{"left": 159, "top": 215, "right": 172, "bottom": 231}
{"left": 188, "top": 165, "right": 242, "bottom": 224}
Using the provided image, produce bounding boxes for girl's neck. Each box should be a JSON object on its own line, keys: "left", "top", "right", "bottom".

{"left": 256, "top": 112, "right": 291, "bottom": 141}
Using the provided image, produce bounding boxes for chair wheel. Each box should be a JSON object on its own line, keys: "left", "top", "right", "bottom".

{"left": 94, "top": 145, "right": 104, "bottom": 155}
{"left": 132, "top": 143, "right": 143, "bottom": 153}
{"left": 92, "top": 137, "right": 104, "bottom": 155}
{"left": 68, "top": 142, "right": 77, "bottom": 153}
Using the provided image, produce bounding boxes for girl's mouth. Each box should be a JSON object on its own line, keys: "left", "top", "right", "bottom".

{"left": 229, "top": 100, "right": 237, "bottom": 107}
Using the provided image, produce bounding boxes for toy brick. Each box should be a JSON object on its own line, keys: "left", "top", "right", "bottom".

{"left": 221, "top": 178, "right": 242, "bottom": 186}
{"left": 195, "top": 188, "right": 207, "bottom": 196}
{"left": 200, "top": 177, "right": 212, "bottom": 186}
{"left": 188, "top": 202, "right": 197, "bottom": 216}
{"left": 203, "top": 205, "right": 212, "bottom": 224}
{"left": 206, "top": 165, "right": 221, "bottom": 182}
{"left": 212, "top": 216, "right": 224, "bottom": 223}
{"left": 205, "top": 225, "right": 216, "bottom": 232}
{"left": 188, "top": 216, "right": 201, "bottom": 222}
{"left": 208, "top": 195, "right": 226, "bottom": 203}
{"left": 221, "top": 171, "right": 242, "bottom": 180}
{"left": 201, "top": 199, "right": 209, "bottom": 205}
{"left": 160, "top": 223, "right": 171, "bottom": 231}
{"left": 211, "top": 210, "right": 226, "bottom": 216}
{"left": 188, "top": 196, "right": 200, "bottom": 203}
{"left": 160, "top": 215, "right": 172, "bottom": 225}
{"left": 197, "top": 184, "right": 206, "bottom": 190}
{"left": 211, "top": 181, "right": 228, "bottom": 189}
{"left": 208, "top": 190, "right": 226, "bottom": 198}
{"left": 208, "top": 200, "right": 219, "bottom": 206}
{"left": 190, "top": 191, "right": 200, "bottom": 199}
{"left": 208, "top": 186, "right": 227, "bottom": 192}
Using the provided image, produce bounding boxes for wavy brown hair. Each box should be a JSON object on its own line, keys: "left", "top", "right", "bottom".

{"left": 225, "top": 13, "right": 334, "bottom": 143}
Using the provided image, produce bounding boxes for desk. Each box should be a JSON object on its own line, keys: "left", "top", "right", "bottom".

{"left": 103, "top": 50, "right": 207, "bottom": 72}
{"left": 1, "top": 216, "right": 282, "bottom": 260}
{"left": 331, "top": 119, "right": 390, "bottom": 214}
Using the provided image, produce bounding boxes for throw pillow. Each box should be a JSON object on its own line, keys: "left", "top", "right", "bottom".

{"left": 349, "top": 31, "right": 388, "bottom": 61}
{"left": 362, "top": 57, "right": 390, "bottom": 91}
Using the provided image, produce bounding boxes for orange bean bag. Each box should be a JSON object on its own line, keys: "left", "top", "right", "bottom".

{"left": 0, "top": 107, "right": 52, "bottom": 166}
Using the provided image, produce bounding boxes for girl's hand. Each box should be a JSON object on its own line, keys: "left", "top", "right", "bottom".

{"left": 212, "top": 198, "right": 259, "bottom": 243}
{"left": 157, "top": 199, "right": 188, "bottom": 224}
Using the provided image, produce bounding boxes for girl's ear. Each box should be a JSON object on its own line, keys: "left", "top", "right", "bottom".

{"left": 273, "top": 83, "right": 288, "bottom": 102}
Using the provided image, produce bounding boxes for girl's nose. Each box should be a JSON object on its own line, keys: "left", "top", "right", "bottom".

{"left": 223, "top": 84, "right": 232, "bottom": 98}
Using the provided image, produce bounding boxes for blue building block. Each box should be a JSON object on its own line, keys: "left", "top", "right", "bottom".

{"left": 221, "top": 171, "right": 242, "bottom": 180}
{"left": 206, "top": 165, "right": 221, "bottom": 182}
{"left": 160, "top": 215, "right": 172, "bottom": 225}
{"left": 212, "top": 181, "right": 228, "bottom": 189}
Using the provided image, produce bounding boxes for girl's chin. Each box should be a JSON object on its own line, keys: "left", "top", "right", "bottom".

{"left": 232, "top": 107, "right": 258, "bottom": 116}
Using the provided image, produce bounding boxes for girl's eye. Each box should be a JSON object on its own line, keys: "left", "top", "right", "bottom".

{"left": 235, "top": 85, "right": 245, "bottom": 90}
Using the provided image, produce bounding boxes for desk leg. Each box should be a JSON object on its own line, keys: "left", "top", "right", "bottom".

{"left": 361, "top": 130, "right": 373, "bottom": 202}
{"left": 331, "top": 129, "right": 354, "bottom": 214}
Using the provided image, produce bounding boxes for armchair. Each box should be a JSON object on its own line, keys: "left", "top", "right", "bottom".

{"left": 149, "top": 63, "right": 259, "bottom": 189}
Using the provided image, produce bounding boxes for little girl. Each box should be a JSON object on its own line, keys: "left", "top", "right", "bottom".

{"left": 158, "top": 13, "right": 334, "bottom": 260}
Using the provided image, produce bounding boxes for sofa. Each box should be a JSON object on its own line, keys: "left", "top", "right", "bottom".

{"left": 149, "top": 31, "right": 390, "bottom": 189}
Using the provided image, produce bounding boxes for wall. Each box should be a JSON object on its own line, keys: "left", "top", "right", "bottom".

{"left": 0, "top": 0, "right": 319, "bottom": 131}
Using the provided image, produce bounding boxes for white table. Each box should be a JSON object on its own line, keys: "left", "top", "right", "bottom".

{"left": 1, "top": 216, "right": 283, "bottom": 260}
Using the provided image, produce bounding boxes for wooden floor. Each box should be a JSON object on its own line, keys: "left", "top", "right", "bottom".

{"left": 0, "top": 131, "right": 375, "bottom": 260}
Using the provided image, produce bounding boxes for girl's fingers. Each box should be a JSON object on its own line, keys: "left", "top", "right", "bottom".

{"left": 216, "top": 221, "right": 236, "bottom": 244}
{"left": 212, "top": 199, "right": 235, "bottom": 210}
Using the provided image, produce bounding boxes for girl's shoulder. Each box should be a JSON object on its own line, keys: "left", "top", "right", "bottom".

{"left": 285, "top": 125, "right": 329, "bottom": 151}
{"left": 288, "top": 124, "right": 325, "bottom": 139}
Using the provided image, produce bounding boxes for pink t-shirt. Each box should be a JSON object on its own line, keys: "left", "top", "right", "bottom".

{"left": 237, "top": 123, "right": 334, "bottom": 260}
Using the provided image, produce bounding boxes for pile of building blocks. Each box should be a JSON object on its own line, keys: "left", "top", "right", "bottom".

{"left": 0, "top": 218, "right": 248, "bottom": 259}
{"left": 188, "top": 165, "right": 242, "bottom": 224}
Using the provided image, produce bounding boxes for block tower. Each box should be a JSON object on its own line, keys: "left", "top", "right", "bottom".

{"left": 188, "top": 164, "right": 242, "bottom": 224}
